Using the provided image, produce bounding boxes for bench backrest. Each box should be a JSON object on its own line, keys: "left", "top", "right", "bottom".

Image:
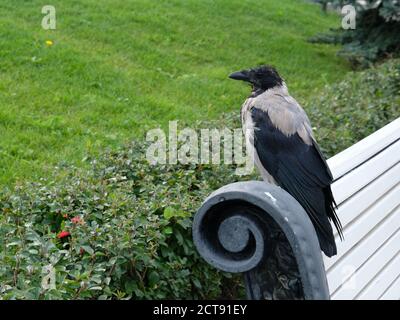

{"left": 325, "top": 117, "right": 400, "bottom": 300}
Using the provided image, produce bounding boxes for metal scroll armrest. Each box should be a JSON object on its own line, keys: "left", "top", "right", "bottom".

{"left": 192, "top": 181, "right": 330, "bottom": 300}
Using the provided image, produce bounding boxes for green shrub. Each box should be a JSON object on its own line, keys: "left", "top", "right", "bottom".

{"left": 0, "top": 139, "right": 246, "bottom": 300}
{"left": 0, "top": 59, "right": 398, "bottom": 300}
{"left": 311, "top": 0, "right": 400, "bottom": 67}
{"left": 306, "top": 58, "right": 400, "bottom": 157}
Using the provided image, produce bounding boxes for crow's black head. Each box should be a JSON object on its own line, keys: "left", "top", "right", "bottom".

{"left": 229, "top": 65, "right": 283, "bottom": 91}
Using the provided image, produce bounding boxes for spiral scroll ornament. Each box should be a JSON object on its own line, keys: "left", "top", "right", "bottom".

{"left": 192, "top": 181, "right": 330, "bottom": 300}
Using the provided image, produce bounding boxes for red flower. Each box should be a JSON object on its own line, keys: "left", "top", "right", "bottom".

{"left": 71, "top": 216, "right": 83, "bottom": 224}
{"left": 57, "top": 231, "right": 71, "bottom": 239}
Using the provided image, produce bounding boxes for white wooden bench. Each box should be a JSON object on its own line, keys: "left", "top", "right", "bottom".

{"left": 193, "top": 117, "right": 400, "bottom": 300}
{"left": 326, "top": 117, "right": 400, "bottom": 300}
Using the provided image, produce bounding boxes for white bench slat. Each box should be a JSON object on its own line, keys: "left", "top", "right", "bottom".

{"left": 325, "top": 184, "right": 400, "bottom": 270}
{"left": 327, "top": 208, "right": 400, "bottom": 296}
{"left": 356, "top": 253, "right": 400, "bottom": 300}
{"left": 334, "top": 182, "right": 400, "bottom": 243}
{"left": 323, "top": 118, "right": 400, "bottom": 299}
{"left": 379, "top": 275, "right": 400, "bottom": 300}
{"left": 328, "top": 118, "right": 400, "bottom": 180}
{"left": 331, "top": 141, "right": 400, "bottom": 205}
{"left": 331, "top": 228, "right": 400, "bottom": 300}
{"left": 332, "top": 162, "right": 400, "bottom": 235}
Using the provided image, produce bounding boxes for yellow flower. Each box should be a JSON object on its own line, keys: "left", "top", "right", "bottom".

{"left": 45, "top": 40, "right": 54, "bottom": 46}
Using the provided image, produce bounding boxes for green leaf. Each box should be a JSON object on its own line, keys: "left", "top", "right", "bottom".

{"left": 81, "top": 245, "right": 94, "bottom": 255}
{"left": 163, "top": 207, "right": 175, "bottom": 220}
{"left": 89, "top": 286, "right": 103, "bottom": 291}
{"left": 192, "top": 278, "right": 202, "bottom": 289}
{"left": 148, "top": 271, "right": 160, "bottom": 287}
{"left": 163, "top": 227, "right": 173, "bottom": 235}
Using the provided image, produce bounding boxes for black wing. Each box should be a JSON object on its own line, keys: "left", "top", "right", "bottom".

{"left": 251, "top": 107, "right": 343, "bottom": 257}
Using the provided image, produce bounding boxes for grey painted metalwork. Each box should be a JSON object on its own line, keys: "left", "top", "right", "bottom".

{"left": 192, "top": 181, "right": 330, "bottom": 300}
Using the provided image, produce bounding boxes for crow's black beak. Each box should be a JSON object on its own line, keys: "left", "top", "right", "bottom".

{"left": 229, "top": 70, "right": 250, "bottom": 82}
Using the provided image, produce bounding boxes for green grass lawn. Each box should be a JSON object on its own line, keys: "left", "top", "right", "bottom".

{"left": 0, "top": 0, "right": 348, "bottom": 186}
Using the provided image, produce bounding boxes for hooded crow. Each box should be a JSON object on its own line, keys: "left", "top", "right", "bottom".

{"left": 229, "top": 65, "right": 343, "bottom": 257}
